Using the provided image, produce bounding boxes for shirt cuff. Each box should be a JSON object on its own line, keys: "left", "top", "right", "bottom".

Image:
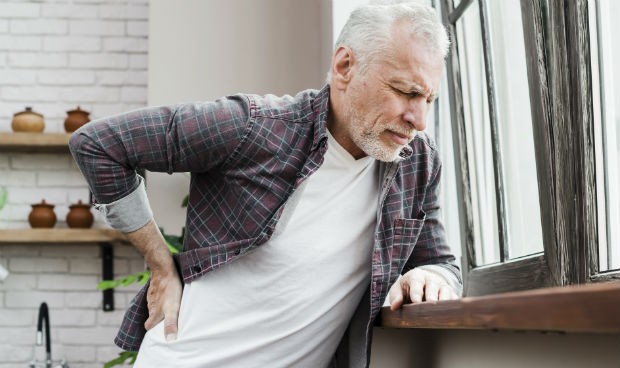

{"left": 93, "top": 176, "right": 153, "bottom": 233}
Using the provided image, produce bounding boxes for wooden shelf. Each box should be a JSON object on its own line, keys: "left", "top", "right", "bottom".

{"left": 379, "top": 281, "right": 620, "bottom": 334}
{"left": 0, "top": 228, "right": 128, "bottom": 244}
{"left": 0, "top": 132, "right": 71, "bottom": 153}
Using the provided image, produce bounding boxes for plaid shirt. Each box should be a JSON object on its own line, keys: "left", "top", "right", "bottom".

{"left": 70, "top": 84, "right": 461, "bottom": 366}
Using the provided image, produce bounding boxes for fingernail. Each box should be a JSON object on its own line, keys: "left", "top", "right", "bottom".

{"left": 166, "top": 333, "right": 177, "bottom": 342}
{"left": 412, "top": 294, "right": 422, "bottom": 303}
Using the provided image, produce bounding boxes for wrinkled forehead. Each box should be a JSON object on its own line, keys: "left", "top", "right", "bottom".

{"left": 375, "top": 29, "right": 445, "bottom": 89}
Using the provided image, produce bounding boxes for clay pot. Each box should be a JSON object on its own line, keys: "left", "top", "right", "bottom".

{"left": 28, "top": 200, "right": 56, "bottom": 228}
{"left": 12, "top": 107, "right": 45, "bottom": 132}
{"left": 64, "top": 106, "right": 91, "bottom": 133}
{"left": 66, "top": 200, "right": 94, "bottom": 228}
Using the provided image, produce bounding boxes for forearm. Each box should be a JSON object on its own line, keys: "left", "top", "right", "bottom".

{"left": 127, "top": 219, "right": 183, "bottom": 340}
{"left": 69, "top": 97, "right": 250, "bottom": 206}
{"left": 125, "top": 219, "right": 176, "bottom": 275}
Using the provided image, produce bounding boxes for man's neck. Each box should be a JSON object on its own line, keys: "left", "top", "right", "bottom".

{"left": 326, "top": 92, "right": 367, "bottom": 160}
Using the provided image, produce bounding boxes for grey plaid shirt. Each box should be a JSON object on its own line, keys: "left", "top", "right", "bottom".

{"left": 70, "top": 85, "right": 461, "bottom": 367}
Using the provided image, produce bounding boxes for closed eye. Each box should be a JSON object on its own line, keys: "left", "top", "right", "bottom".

{"left": 392, "top": 87, "right": 434, "bottom": 104}
{"left": 392, "top": 87, "right": 419, "bottom": 98}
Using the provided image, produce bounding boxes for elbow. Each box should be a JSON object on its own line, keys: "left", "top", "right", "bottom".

{"left": 69, "top": 120, "right": 96, "bottom": 154}
{"left": 68, "top": 130, "right": 82, "bottom": 155}
{"left": 68, "top": 126, "right": 96, "bottom": 169}
{"left": 68, "top": 129, "right": 86, "bottom": 163}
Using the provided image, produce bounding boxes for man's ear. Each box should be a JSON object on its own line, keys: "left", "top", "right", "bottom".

{"left": 331, "top": 46, "right": 355, "bottom": 89}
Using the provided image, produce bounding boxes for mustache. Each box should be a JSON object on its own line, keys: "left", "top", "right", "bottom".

{"left": 385, "top": 124, "right": 417, "bottom": 140}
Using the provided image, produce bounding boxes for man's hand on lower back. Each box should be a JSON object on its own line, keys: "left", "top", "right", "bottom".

{"left": 124, "top": 219, "right": 183, "bottom": 342}
{"left": 145, "top": 269, "right": 183, "bottom": 341}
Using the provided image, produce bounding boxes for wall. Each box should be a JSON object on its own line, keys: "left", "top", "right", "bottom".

{"left": 0, "top": 244, "right": 144, "bottom": 368}
{"left": 146, "top": 0, "right": 332, "bottom": 235}
{"left": 0, "top": 0, "right": 148, "bottom": 366}
{"left": 0, "top": 0, "right": 149, "bottom": 227}
{"left": 430, "top": 330, "right": 620, "bottom": 368}
{"left": 3, "top": 1, "right": 614, "bottom": 367}
{"left": 370, "top": 329, "right": 620, "bottom": 368}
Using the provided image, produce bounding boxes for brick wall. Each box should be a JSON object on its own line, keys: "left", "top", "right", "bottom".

{"left": 0, "top": 0, "right": 148, "bottom": 135}
{"left": 0, "top": 0, "right": 149, "bottom": 227}
{"left": 0, "top": 0, "right": 149, "bottom": 366}
{"left": 0, "top": 244, "right": 144, "bottom": 367}
{"left": 0, "top": 153, "right": 103, "bottom": 229}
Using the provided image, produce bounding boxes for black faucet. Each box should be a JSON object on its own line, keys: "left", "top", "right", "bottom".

{"left": 36, "top": 302, "right": 52, "bottom": 367}
{"left": 30, "top": 303, "right": 69, "bottom": 368}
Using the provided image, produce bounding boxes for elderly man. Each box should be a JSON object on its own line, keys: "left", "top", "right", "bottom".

{"left": 70, "top": 2, "right": 461, "bottom": 367}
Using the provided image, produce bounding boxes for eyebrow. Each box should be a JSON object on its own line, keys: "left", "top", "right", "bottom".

{"left": 391, "top": 80, "right": 438, "bottom": 101}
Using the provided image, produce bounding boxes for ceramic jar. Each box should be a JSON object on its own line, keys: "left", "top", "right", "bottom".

{"left": 66, "top": 200, "right": 94, "bottom": 228}
{"left": 28, "top": 200, "right": 56, "bottom": 228}
{"left": 12, "top": 107, "right": 45, "bottom": 133}
{"left": 64, "top": 106, "right": 91, "bottom": 133}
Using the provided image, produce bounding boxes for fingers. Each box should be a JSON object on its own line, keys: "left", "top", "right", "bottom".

{"left": 388, "top": 272, "right": 423, "bottom": 310}
{"left": 388, "top": 282, "right": 405, "bottom": 311}
{"left": 164, "top": 312, "right": 179, "bottom": 342}
{"left": 143, "top": 271, "right": 183, "bottom": 343}
{"left": 438, "top": 284, "right": 458, "bottom": 301}
{"left": 389, "top": 268, "right": 458, "bottom": 309}
{"left": 145, "top": 290, "right": 163, "bottom": 331}
{"left": 144, "top": 297, "right": 181, "bottom": 342}
{"left": 408, "top": 276, "right": 424, "bottom": 303}
{"left": 163, "top": 295, "right": 181, "bottom": 341}
{"left": 424, "top": 278, "right": 440, "bottom": 302}
{"left": 144, "top": 305, "right": 163, "bottom": 331}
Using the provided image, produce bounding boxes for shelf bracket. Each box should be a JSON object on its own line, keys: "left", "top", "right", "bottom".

{"left": 101, "top": 242, "right": 114, "bottom": 312}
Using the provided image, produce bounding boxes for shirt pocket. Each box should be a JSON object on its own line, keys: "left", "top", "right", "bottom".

{"left": 391, "top": 211, "right": 426, "bottom": 270}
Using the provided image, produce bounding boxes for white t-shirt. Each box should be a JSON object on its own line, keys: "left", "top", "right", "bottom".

{"left": 134, "top": 131, "right": 379, "bottom": 368}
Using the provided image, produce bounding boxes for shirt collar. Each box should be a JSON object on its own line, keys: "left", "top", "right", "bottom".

{"left": 399, "top": 144, "right": 413, "bottom": 159}
{"left": 311, "top": 84, "right": 330, "bottom": 151}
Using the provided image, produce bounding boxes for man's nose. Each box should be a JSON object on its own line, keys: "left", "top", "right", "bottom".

{"left": 402, "top": 99, "right": 427, "bottom": 131}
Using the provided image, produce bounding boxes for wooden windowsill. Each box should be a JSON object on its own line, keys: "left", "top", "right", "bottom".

{"left": 379, "top": 282, "right": 620, "bottom": 334}
{"left": 0, "top": 228, "right": 128, "bottom": 244}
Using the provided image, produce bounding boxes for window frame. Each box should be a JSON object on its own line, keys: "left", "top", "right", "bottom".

{"left": 439, "top": 0, "right": 620, "bottom": 296}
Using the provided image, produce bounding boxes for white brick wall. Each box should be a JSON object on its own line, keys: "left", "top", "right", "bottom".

{"left": 0, "top": 0, "right": 149, "bottom": 133}
{"left": 0, "top": 244, "right": 144, "bottom": 367}
{"left": 1, "top": 0, "right": 149, "bottom": 366}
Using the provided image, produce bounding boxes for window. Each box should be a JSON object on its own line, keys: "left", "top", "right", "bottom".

{"left": 452, "top": 0, "right": 543, "bottom": 267}
{"left": 440, "top": 0, "right": 620, "bottom": 296}
{"left": 589, "top": 0, "right": 620, "bottom": 273}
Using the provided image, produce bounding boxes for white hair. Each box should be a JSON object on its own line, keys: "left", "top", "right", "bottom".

{"left": 327, "top": 1, "right": 449, "bottom": 83}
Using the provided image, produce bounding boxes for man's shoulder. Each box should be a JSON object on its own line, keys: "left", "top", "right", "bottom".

{"left": 242, "top": 87, "right": 326, "bottom": 122}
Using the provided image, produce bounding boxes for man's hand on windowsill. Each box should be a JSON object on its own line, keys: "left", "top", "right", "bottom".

{"left": 388, "top": 268, "right": 460, "bottom": 311}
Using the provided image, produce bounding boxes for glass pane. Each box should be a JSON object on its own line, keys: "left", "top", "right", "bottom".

{"left": 455, "top": 0, "right": 544, "bottom": 266}
{"left": 590, "top": 0, "right": 620, "bottom": 272}
{"left": 456, "top": 1, "right": 500, "bottom": 266}
{"left": 433, "top": 75, "right": 464, "bottom": 268}
{"left": 486, "top": 0, "right": 543, "bottom": 259}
